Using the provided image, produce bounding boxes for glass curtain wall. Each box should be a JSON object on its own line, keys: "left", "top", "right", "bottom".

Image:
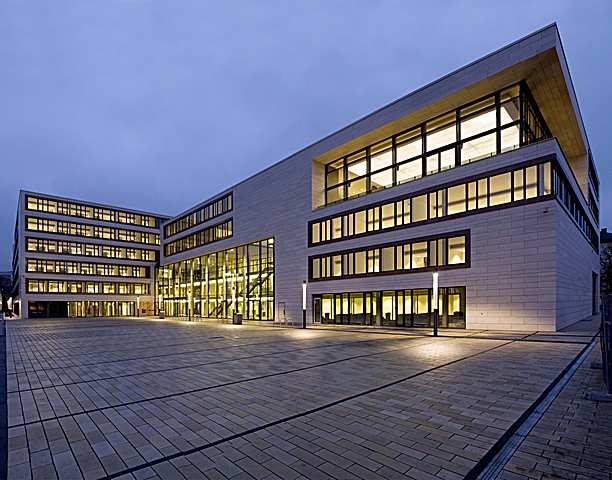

{"left": 313, "top": 287, "right": 465, "bottom": 328}
{"left": 324, "top": 82, "right": 550, "bottom": 205}
{"left": 157, "top": 238, "right": 274, "bottom": 321}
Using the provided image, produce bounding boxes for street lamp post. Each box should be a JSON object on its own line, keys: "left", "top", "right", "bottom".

{"left": 302, "top": 281, "right": 307, "bottom": 329}
{"left": 432, "top": 272, "right": 439, "bottom": 337}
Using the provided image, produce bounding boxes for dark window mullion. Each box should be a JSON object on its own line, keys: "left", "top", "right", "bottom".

{"left": 342, "top": 158, "right": 348, "bottom": 202}
{"left": 495, "top": 92, "right": 501, "bottom": 155}
{"left": 455, "top": 110, "right": 461, "bottom": 167}
{"left": 366, "top": 147, "right": 371, "bottom": 194}
{"left": 421, "top": 124, "right": 426, "bottom": 178}
{"left": 519, "top": 82, "right": 525, "bottom": 147}
{"left": 392, "top": 136, "right": 397, "bottom": 186}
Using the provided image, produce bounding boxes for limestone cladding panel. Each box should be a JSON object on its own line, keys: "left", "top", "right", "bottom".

{"left": 308, "top": 199, "right": 559, "bottom": 331}
{"left": 555, "top": 202, "right": 599, "bottom": 329}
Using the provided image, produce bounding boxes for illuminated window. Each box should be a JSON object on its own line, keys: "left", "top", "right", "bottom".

{"left": 322, "top": 83, "right": 550, "bottom": 206}
{"left": 411, "top": 242, "right": 428, "bottom": 269}
{"left": 448, "top": 237, "right": 466, "bottom": 264}
{"left": 412, "top": 195, "right": 427, "bottom": 223}
{"left": 311, "top": 161, "right": 558, "bottom": 246}
{"left": 447, "top": 184, "right": 466, "bottom": 215}
{"left": 490, "top": 173, "right": 512, "bottom": 206}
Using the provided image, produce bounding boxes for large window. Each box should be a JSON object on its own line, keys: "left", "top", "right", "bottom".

{"left": 26, "top": 217, "right": 160, "bottom": 245}
{"left": 26, "top": 237, "right": 157, "bottom": 261}
{"left": 26, "top": 195, "right": 159, "bottom": 227}
{"left": 323, "top": 83, "right": 550, "bottom": 206}
{"left": 157, "top": 238, "right": 274, "bottom": 321}
{"left": 26, "top": 258, "right": 149, "bottom": 278}
{"left": 164, "top": 193, "right": 233, "bottom": 238}
{"left": 311, "top": 232, "right": 468, "bottom": 281}
{"left": 311, "top": 161, "right": 552, "bottom": 245}
{"left": 553, "top": 167, "right": 599, "bottom": 250}
{"left": 27, "top": 280, "right": 149, "bottom": 295}
{"left": 313, "top": 287, "right": 465, "bottom": 328}
{"left": 67, "top": 301, "right": 136, "bottom": 318}
{"left": 164, "top": 219, "right": 233, "bottom": 257}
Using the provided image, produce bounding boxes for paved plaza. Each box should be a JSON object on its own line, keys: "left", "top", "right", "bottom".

{"left": 2, "top": 318, "right": 608, "bottom": 480}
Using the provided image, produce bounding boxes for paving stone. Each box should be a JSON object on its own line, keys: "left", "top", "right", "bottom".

{"left": 4, "top": 317, "right": 608, "bottom": 480}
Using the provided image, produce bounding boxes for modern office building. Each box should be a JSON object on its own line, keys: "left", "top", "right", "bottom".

{"left": 11, "top": 24, "right": 600, "bottom": 330}
{"left": 11, "top": 191, "right": 169, "bottom": 318}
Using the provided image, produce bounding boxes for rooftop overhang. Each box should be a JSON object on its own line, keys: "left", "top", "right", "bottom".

{"left": 312, "top": 24, "right": 591, "bottom": 195}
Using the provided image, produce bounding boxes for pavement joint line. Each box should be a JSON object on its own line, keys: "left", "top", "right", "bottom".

{"left": 8, "top": 335, "right": 427, "bottom": 393}
{"left": 4, "top": 321, "right": 383, "bottom": 358}
{"left": 8, "top": 330, "right": 589, "bottom": 378}
{"left": 4, "top": 317, "right": 202, "bottom": 331}
{"left": 5, "top": 323, "right": 164, "bottom": 336}
{"left": 4, "top": 323, "right": 266, "bottom": 343}
{"left": 101, "top": 337, "right": 520, "bottom": 480}
{"left": 465, "top": 330, "right": 600, "bottom": 480}
{"left": 5, "top": 331, "right": 288, "bottom": 363}
{"left": 308, "top": 326, "right": 591, "bottom": 345}
{"left": 7, "top": 333, "right": 366, "bottom": 375}
{"left": 6, "top": 327, "right": 421, "bottom": 374}
{"left": 10, "top": 334, "right": 455, "bottom": 429}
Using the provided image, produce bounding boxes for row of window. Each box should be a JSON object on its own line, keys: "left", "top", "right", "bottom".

{"left": 26, "top": 195, "right": 159, "bottom": 227}
{"left": 164, "top": 219, "right": 233, "bottom": 257}
{"left": 311, "top": 162, "right": 551, "bottom": 245}
{"left": 588, "top": 152, "right": 599, "bottom": 199}
{"left": 26, "top": 217, "right": 160, "bottom": 245}
{"left": 164, "top": 193, "right": 233, "bottom": 238}
{"left": 313, "top": 287, "right": 466, "bottom": 328}
{"left": 323, "top": 83, "right": 550, "bottom": 205}
{"left": 26, "top": 259, "right": 149, "bottom": 278}
{"left": 589, "top": 191, "right": 599, "bottom": 223}
{"left": 67, "top": 301, "right": 136, "bottom": 318}
{"left": 27, "top": 300, "right": 141, "bottom": 318}
{"left": 26, "top": 280, "right": 149, "bottom": 295}
{"left": 26, "top": 237, "right": 158, "bottom": 261}
{"left": 311, "top": 233, "right": 467, "bottom": 281}
{"left": 554, "top": 168, "right": 599, "bottom": 249}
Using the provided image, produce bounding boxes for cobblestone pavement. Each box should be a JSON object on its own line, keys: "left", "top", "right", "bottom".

{"left": 498, "top": 344, "right": 612, "bottom": 480}
{"left": 1, "top": 318, "right": 598, "bottom": 479}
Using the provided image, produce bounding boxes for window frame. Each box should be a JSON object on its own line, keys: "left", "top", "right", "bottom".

{"left": 322, "top": 81, "right": 550, "bottom": 206}
{"left": 308, "top": 230, "right": 470, "bottom": 281}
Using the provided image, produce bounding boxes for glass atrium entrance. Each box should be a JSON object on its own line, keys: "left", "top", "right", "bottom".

{"left": 156, "top": 238, "right": 274, "bottom": 321}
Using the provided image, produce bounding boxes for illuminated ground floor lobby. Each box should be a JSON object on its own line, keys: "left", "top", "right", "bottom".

{"left": 28, "top": 300, "right": 136, "bottom": 318}
{"left": 313, "top": 286, "right": 466, "bottom": 329}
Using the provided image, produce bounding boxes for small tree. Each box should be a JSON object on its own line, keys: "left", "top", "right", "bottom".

{"left": 601, "top": 246, "right": 612, "bottom": 295}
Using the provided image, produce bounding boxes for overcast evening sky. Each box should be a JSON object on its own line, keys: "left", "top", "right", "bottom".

{"left": 1, "top": 1, "right": 611, "bottom": 269}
